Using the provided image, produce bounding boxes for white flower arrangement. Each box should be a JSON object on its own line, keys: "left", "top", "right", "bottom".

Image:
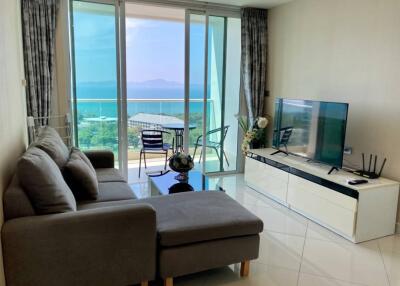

{"left": 257, "top": 117, "right": 269, "bottom": 129}
{"left": 236, "top": 115, "right": 270, "bottom": 155}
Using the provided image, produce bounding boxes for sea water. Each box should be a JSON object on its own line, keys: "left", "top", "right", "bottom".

{"left": 75, "top": 82, "right": 204, "bottom": 118}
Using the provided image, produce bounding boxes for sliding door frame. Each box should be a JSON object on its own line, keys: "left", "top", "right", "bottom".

{"left": 201, "top": 12, "right": 209, "bottom": 175}
{"left": 117, "top": 0, "right": 128, "bottom": 179}
{"left": 69, "top": 0, "right": 78, "bottom": 147}
{"left": 184, "top": 9, "right": 241, "bottom": 176}
{"left": 70, "top": 0, "right": 242, "bottom": 178}
{"left": 183, "top": 9, "right": 207, "bottom": 175}
{"left": 69, "top": 0, "right": 128, "bottom": 178}
{"left": 125, "top": 0, "right": 240, "bottom": 17}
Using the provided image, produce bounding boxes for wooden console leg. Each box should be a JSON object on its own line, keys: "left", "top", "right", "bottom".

{"left": 164, "top": 277, "right": 173, "bottom": 286}
{"left": 140, "top": 281, "right": 148, "bottom": 286}
{"left": 240, "top": 260, "right": 250, "bottom": 277}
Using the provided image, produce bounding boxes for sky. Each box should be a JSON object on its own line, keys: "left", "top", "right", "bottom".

{"left": 125, "top": 18, "right": 184, "bottom": 84}
{"left": 73, "top": 5, "right": 205, "bottom": 85}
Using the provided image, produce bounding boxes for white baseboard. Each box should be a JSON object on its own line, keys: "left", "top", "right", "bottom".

{"left": 396, "top": 222, "right": 400, "bottom": 234}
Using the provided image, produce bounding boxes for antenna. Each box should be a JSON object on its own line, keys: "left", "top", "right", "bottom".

{"left": 373, "top": 155, "right": 377, "bottom": 173}
{"left": 378, "top": 158, "right": 387, "bottom": 177}
{"left": 368, "top": 154, "right": 372, "bottom": 172}
{"left": 362, "top": 153, "right": 365, "bottom": 172}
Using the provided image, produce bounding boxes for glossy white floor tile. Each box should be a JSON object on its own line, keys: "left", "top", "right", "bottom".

{"left": 298, "top": 273, "right": 367, "bottom": 286}
{"left": 245, "top": 203, "right": 308, "bottom": 237}
{"left": 379, "top": 234, "right": 400, "bottom": 254}
{"left": 258, "top": 232, "right": 305, "bottom": 271}
{"left": 131, "top": 173, "right": 399, "bottom": 286}
{"left": 203, "top": 263, "right": 299, "bottom": 286}
{"left": 306, "top": 220, "right": 353, "bottom": 244}
{"left": 379, "top": 235, "right": 400, "bottom": 286}
{"left": 300, "top": 238, "right": 389, "bottom": 286}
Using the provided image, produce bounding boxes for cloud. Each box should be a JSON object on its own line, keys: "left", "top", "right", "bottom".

{"left": 125, "top": 19, "right": 139, "bottom": 47}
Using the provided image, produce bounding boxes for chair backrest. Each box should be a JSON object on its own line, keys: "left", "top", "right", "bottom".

{"left": 141, "top": 129, "right": 164, "bottom": 150}
{"left": 206, "top": 126, "right": 229, "bottom": 144}
{"left": 280, "top": 127, "right": 293, "bottom": 146}
{"left": 222, "top": 126, "right": 229, "bottom": 142}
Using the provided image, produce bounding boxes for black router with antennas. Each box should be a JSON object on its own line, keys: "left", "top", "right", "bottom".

{"left": 352, "top": 153, "right": 386, "bottom": 179}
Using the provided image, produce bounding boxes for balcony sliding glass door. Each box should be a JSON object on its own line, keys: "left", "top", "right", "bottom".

{"left": 70, "top": 0, "right": 121, "bottom": 165}
{"left": 70, "top": 1, "right": 241, "bottom": 180}
{"left": 124, "top": 3, "right": 185, "bottom": 181}
{"left": 186, "top": 11, "right": 241, "bottom": 174}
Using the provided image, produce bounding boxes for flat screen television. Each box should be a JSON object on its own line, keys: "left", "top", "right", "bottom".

{"left": 272, "top": 98, "right": 349, "bottom": 168}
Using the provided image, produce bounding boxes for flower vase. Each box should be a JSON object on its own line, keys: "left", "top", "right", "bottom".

{"left": 175, "top": 172, "right": 188, "bottom": 182}
{"left": 250, "top": 140, "right": 261, "bottom": 149}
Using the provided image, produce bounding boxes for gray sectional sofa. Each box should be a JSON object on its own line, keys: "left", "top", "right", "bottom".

{"left": 2, "top": 127, "right": 263, "bottom": 286}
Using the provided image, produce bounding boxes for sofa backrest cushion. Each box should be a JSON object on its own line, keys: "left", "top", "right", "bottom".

{"left": 33, "top": 126, "right": 69, "bottom": 168}
{"left": 74, "top": 147, "right": 96, "bottom": 174}
{"left": 17, "top": 147, "right": 77, "bottom": 214}
{"left": 63, "top": 148, "right": 99, "bottom": 200}
{"left": 3, "top": 175, "right": 36, "bottom": 220}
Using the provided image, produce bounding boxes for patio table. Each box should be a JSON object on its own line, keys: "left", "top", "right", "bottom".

{"left": 161, "top": 123, "right": 196, "bottom": 153}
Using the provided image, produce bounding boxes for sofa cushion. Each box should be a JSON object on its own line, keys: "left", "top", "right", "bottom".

{"left": 95, "top": 168, "right": 125, "bottom": 183}
{"left": 73, "top": 147, "right": 96, "bottom": 173}
{"left": 64, "top": 148, "right": 99, "bottom": 200}
{"left": 137, "top": 191, "right": 264, "bottom": 247}
{"left": 78, "top": 182, "right": 136, "bottom": 204}
{"left": 77, "top": 199, "right": 137, "bottom": 211}
{"left": 84, "top": 150, "right": 115, "bottom": 169}
{"left": 3, "top": 175, "right": 36, "bottom": 220}
{"left": 17, "top": 147, "right": 77, "bottom": 214}
{"left": 33, "top": 126, "right": 70, "bottom": 168}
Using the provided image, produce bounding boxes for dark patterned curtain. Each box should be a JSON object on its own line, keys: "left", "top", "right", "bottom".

{"left": 241, "top": 8, "right": 268, "bottom": 124}
{"left": 21, "top": 0, "right": 58, "bottom": 126}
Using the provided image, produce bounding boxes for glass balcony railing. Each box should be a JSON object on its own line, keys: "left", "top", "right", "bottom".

{"left": 75, "top": 98, "right": 214, "bottom": 157}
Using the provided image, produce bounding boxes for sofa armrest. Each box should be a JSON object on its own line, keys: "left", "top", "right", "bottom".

{"left": 2, "top": 204, "right": 156, "bottom": 286}
{"left": 84, "top": 150, "right": 114, "bottom": 168}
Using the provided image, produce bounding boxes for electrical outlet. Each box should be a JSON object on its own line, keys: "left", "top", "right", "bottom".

{"left": 344, "top": 147, "right": 353, "bottom": 155}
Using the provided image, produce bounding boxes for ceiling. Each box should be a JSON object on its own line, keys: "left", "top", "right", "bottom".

{"left": 193, "top": 0, "right": 294, "bottom": 9}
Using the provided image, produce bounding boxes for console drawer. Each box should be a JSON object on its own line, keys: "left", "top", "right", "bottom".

{"left": 245, "top": 157, "right": 289, "bottom": 203}
{"left": 289, "top": 175, "right": 357, "bottom": 211}
{"left": 288, "top": 174, "right": 357, "bottom": 238}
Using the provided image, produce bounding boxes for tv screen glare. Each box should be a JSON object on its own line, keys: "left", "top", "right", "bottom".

{"left": 273, "top": 98, "right": 349, "bottom": 168}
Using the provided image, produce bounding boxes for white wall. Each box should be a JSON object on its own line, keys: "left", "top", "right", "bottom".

{"left": 0, "top": 0, "right": 28, "bottom": 284}
{"left": 268, "top": 0, "right": 400, "bottom": 224}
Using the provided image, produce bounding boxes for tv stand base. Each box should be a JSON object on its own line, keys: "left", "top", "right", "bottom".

{"left": 328, "top": 166, "right": 339, "bottom": 175}
{"left": 270, "top": 149, "right": 288, "bottom": 156}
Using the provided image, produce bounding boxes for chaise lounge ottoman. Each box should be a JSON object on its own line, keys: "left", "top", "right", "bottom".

{"left": 137, "top": 191, "right": 264, "bottom": 286}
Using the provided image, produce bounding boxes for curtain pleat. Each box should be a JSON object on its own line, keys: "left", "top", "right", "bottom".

{"left": 21, "top": 0, "right": 58, "bottom": 127}
{"left": 241, "top": 8, "right": 268, "bottom": 124}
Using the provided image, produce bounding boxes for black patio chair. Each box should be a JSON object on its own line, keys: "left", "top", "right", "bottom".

{"left": 193, "top": 126, "right": 230, "bottom": 166}
{"left": 139, "top": 129, "right": 174, "bottom": 177}
{"left": 278, "top": 127, "right": 293, "bottom": 152}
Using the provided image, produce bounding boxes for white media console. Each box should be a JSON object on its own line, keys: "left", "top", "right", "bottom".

{"left": 244, "top": 148, "right": 400, "bottom": 243}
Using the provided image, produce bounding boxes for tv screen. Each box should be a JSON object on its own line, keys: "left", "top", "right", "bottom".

{"left": 273, "top": 98, "right": 349, "bottom": 168}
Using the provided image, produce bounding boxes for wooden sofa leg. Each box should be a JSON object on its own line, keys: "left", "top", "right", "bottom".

{"left": 240, "top": 260, "right": 250, "bottom": 277}
{"left": 141, "top": 281, "right": 148, "bottom": 286}
{"left": 164, "top": 277, "right": 173, "bottom": 286}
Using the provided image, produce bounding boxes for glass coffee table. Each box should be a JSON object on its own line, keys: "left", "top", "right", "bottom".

{"left": 148, "top": 170, "right": 225, "bottom": 196}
